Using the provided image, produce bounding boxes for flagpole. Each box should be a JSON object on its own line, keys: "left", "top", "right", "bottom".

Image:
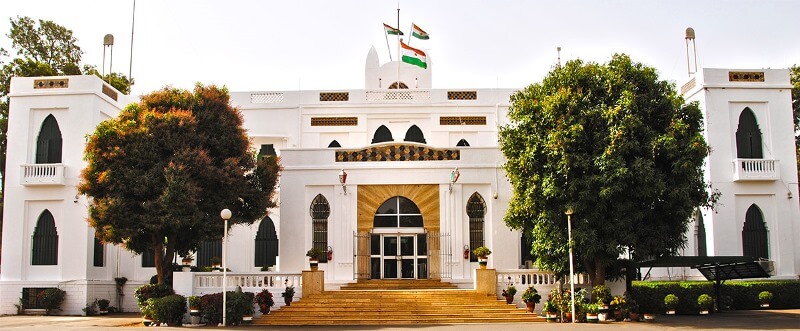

{"left": 385, "top": 29, "right": 393, "bottom": 61}
{"left": 408, "top": 22, "right": 414, "bottom": 46}
{"left": 396, "top": 3, "right": 400, "bottom": 88}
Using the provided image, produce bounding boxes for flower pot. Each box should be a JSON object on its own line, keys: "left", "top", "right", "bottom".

{"left": 586, "top": 313, "right": 599, "bottom": 323}
{"left": 243, "top": 315, "right": 253, "bottom": 324}
{"left": 182, "top": 266, "right": 192, "bottom": 272}
{"left": 545, "top": 312, "right": 558, "bottom": 322}
{"left": 629, "top": 312, "right": 640, "bottom": 321}
{"left": 699, "top": 310, "right": 710, "bottom": 315}
{"left": 564, "top": 312, "right": 573, "bottom": 323}
{"left": 643, "top": 313, "right": 656, "bottom": 321}
{"left": 504, "top": 295, "right": 513, "bottom": 304}
{"left": 614, "top": 310, "right": 625, "bottom": 321}
{"left": 598, "top": 312, "right": 607, "bottom": 322}
{"left": 284, "top": 297, "right": 292, "bottom": 306}
{"left": 478, "top": 257, "right": 488, "bottom": 269}
{"left": 142, "top": 317, "right": 153, "bottom": 326}
{"left": 182, "top": 259, "right": 193, "bottom": 265}
{"left": 760, "top": 303, "right": 770, "bottom": 308}
{"left": 190, "top": 308, "right": 200, "bottom": 316}
{"left": 666, "top": 309, "right": 676, "bottom": 315}
{"left": 309, "top": 259, "right": 319, "bottom": 271}
{"left": 190, "top": 315, "right": 201, "bottom": 325}
{"left": 525, "top": 302, "right": 536, "bottom": 313}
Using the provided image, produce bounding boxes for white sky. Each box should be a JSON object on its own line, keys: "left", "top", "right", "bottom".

{"left": 2, "top": 0, "right": 798, "bottom": 96}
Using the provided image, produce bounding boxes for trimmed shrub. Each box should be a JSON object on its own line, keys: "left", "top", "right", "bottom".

{"left": 632, "top": 280, "right": 800, "bottom": 314}
{"left": 38, "top": 288, "right": 66, "bottom": 315}
{"left": 152, "top": 295, "right": 186, "bottom": 325}
{"left": 697, "top": 294, "right": 713, "bottom": 311}
{"left": 200, "top": 291, "right": 255, "bottom": 326}
{"left": 134, "top": 284, "right": 174, "bottom": 309}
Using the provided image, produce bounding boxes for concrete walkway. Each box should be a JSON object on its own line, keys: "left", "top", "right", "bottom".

{"left": 0, "top": 309, "right": 797, "bottom": 330}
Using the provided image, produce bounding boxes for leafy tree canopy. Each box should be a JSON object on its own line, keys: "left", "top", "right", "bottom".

{"left": 790, "top": 65, "right": 800, "bottom": 175}
{"left": 499, "top": 54, "right": 711, "bottom": 287}
{"left": 79, "top": 84, "right": 280, "bottom": 284}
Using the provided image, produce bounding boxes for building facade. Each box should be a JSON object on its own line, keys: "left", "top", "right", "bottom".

{"left": 1, "top": 49, "right": 798, "bottom": 315}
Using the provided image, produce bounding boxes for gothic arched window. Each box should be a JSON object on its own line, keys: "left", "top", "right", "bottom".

{"left": 466, "top": 193, "right": 486, "bottom": 262}
{"left": 255, "top": 216, "right": 279, "bottom": 267}
{"left": 32, "top": 210, "right": 58, "bottom": 265}
{"left": 36, "top": 114, "right": 63, "bottom": 164}
{"left": 404, "top": 125, "right": 426, "bottom": 144}
{"left": 310, "top": 194, "right": 330, "bottom": 263}
{"left": 372, "top": 125, "right": 394, "bottom": 144}
{"left": 742, "top": 204, "right": 769, "bottom": 259}
{"left": 735, "top": 107, "right": 763, "bottom": 158}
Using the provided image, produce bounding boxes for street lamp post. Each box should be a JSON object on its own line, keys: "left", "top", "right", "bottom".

{"left": 565, "top": 208, "right": 575, "bottom": 323}
{"left": 220, "top": 208, "right": 232, "bottom": 327}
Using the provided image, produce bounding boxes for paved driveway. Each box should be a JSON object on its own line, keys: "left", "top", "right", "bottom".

{"left": 0, "top": 310, "right": 797, "bottom": 330}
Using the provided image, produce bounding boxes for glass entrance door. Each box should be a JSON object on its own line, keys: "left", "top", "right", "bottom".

{"left": 370, "top": 234, "right": 427, "bottom": 279}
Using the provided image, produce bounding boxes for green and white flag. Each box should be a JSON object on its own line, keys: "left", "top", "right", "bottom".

{"left": 383, "top": 23, "right": 403, "bottom": 36}
{"left": 412, "top": 23, "right": 429, "bottom": 40}
{"left": 401, "top": 41, "right": 427, "bottom": 69}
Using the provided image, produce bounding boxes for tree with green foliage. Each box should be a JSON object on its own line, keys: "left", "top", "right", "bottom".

{"left": 79, "top": 84, "right": 280, "bottom": 284}
{"left": 499, "top": 54, "right": 711, "bottom": 287}
{"left": 789, "top": 65, "right": 800, "bottom": 175}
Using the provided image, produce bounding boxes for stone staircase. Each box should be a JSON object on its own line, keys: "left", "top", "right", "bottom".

{"left": 254, "top": 280, "right": 543, "bottom": 326}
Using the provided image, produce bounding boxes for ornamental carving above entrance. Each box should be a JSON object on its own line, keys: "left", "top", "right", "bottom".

{"left": 335, "top": 143, "right": 460, "bottom": 162}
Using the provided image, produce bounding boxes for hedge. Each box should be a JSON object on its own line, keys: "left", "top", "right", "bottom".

{"left": 200, "top": 291, "right": 255, "bottom": 326}
{"left": 631, "top": 280, "right": 800, "bottom": 314}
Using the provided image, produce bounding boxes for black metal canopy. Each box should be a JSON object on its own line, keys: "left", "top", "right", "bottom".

{"left": 695, "top": 261, "right": 771, "bottom": 281}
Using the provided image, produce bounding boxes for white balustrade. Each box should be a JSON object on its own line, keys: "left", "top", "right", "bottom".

{"left": 193, "top": 272, "right": 301, "bottom": 294}
{"left": 732, "top": 159, "right": 779, "bottom": 181}
{"left": 20, "top": 163, "right": 65, "bottom": 185}
{"left": 366, "top": 90, "right": 430, "bottom": 102}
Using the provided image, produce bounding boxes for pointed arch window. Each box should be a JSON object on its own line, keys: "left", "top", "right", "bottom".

{"left": 374, "top": 196, "right": 423, "bottom": 228}
{"left": 735, "top": 107, "right": 763, "bottom": 158}
{"left": 742, "top": 204, "right": 769, "bottom": 259}
{"left": 36, "top": 114, "right": 63, "bottom": 164}
{"left": 255, "top": 216, "right": 279, "bottom": 268}
{"left": 456, "top": 139, "right": 470, "bottom": 147}
{"left": 695, "top": 211, "right": 707, "bottom": 257}
{"left": 388, "top": 82, "right": 408, "bottom": 89}
{"left": 328, "top": 140, "right": 341, "bottom": 148}
{"left": 311, "top": 194, "right": 330, "bottom": 263}
{"left": 196, "top": 240, "right": 222, "bottom": 267}
{"left": 372, "top": 125, "right": 394, "bottom": 144}
{"left": 404, "top": 125, "right": 426, "bottom": 144}
{"left": 466, "top": 193, "right": 486, "bottom": 262}
{"left": 31, "top": 210, "right": 58, "bottom": 265}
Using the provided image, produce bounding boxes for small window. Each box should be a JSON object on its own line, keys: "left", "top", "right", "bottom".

{"left": 141, "top": 249, "right": 155, "bottom": 268}
{"left": 404, "top": 125, "right": 426, "bottom": 144}
{"left": 467, "top": 193, "right": 486, "bottom": 262}
{"left": 93, "top": 237, "right": 104, "bottom": 267}
{"left": 372, "top": 125, "right": 394, "bottom": 144}
{"left": 742, "top": 204, "right": 769, "bottom": 259}
{"left": 456, "top": 139, "right": 470, "bottom": 147}
{"left": 328, "top": 140, "right": 341, "bottom": 148}
{"left": 310, "top": 194, "right": 330, "bottom": 263}
{"left": 36, "top": 114, "right": 63, "bottom": 164}
{"left": 258, "top": 144, "right": 276, "bottom": 158}
{"left": 255, "top": 216, "right": 279, "bottom": 268}
{"left": 32, "top": 210, "right": 58, "bottom": 265}
{"left": 695, "top": 211, "right": 707, "bottom": 257}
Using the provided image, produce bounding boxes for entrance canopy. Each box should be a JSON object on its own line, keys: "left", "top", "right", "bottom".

{"left": 638, "top": 256, "right": 771, "bottom": 281}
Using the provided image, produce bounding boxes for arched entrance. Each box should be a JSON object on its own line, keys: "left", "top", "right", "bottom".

{"left": 370, "top": 196, "right": 427, "bottom": 279}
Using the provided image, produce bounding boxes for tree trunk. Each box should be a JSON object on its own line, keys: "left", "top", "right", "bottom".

{"left": 153, "top": 239, "right": 166, "bottom": 284}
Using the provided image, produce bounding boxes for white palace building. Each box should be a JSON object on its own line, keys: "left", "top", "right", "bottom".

{"left": 1, "top": 46, "right": 798, "bottom": 315}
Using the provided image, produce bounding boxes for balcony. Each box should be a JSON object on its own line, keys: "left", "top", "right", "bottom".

{"left": 21, "top": 164, "right": 65, "bottom": 186}
{"left": 732, "top": 159, "right": 779, "bottom": 181}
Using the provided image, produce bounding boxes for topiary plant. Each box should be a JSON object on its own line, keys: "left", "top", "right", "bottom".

{"left": 758, "top": 291, "right": 773, "bottom": 305}
{"left": 664, "top": 294, "right": 679, "bottom": 311}
{"left": 152, "top": 295, "right": 187, "bottom": 326}
{"left": 472, "top": 246, "right": 492, "bottom": 258}
{"left": 133, "top": 284, "right": 174, "bottom": 309}
{"left": 697, "top": 294, "right": 713, "bottom": 311}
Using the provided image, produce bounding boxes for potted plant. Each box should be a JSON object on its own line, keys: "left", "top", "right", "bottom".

{"left": 473, "top": 246, "right": 492, "bottom": 269}
{"left": 758, "top": 291, "right": 773, "bottom": 308}
{"left": 697, "top": 294, "right": 713, "bottom": 314}
{"left": 664, "top": 294, "right": 679, "bottom": 314}
{"left": 502, "top": 284, "right": 517, "bottom": 304}
{"left": 521, "top": 286, "right": 541, "bottom": 313}
{"left": 255, "top": 288, "right": 275, "bottom": 315}
{"left": 306, "top": 247, "right": 323, "bottom": 271}
{"left": 585, "top": 303, "right": 600, "bottom": 323}
{"left": 627, "top": 297, "right": 640, "bottom": 321}
{"left": 141, "top": 298, "right": 156, "bottom": 326}
{"left": 38, "top": 288, "right": 66, "bottom": 315}
{"left": 187, "top": 295, "right": 201, "bottom": 324}
{"left": 210, "top": 256, "right": 222, "bottom": 271}
{"left": 281, "top": 280, "right": 295, "bottom": 306}
{"left": 543, "top": 301, "right": 559, "bottom": 322}
{"left": 592, "top": 285, "right": 612, "bottom": 310}
{"left": 609, "top": 295, "right": 627, "bottom": 321}
{"left": 97, "top": 299, "right": 110, "bottom": 315}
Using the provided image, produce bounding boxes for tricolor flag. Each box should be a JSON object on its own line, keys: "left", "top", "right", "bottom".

{"left": 401, "top": 41, "right": 427, "bottom": 69}
{"left": 412, "top": 23, "right": 429, "bottom": 40}
{"left": 383, "top": 23, "right": 403, "bottom": 36}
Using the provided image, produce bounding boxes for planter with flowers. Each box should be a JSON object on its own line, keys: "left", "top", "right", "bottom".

{"left": 473, "top": 246, "right": 491, "bottom": 269}
{"left": 521, "top": 286, "right": 541, "bottom": 313}
{"left": 697, "top": 294, "right": 713, "bottom": 315}
{"left": 758, "top": 291, "right": 773, "bottom": 308}
{"left": 256, "top": 289, "right": 274, "bottom": 315}
{"left": 306, "top": 248, "right": 323, "bottom": 271}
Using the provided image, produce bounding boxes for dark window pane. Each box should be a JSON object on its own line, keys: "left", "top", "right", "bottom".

{"left": 255, "top": 216, "right": 279, "bottom": 268}
{"left": 417, "top": 258, "right": 428, "bottom": 279}
{"left": 417, "top": 234, "right": 427, "bottom": 256}
{"left": 383, "top": 236, "right": 398, "bottom": 256}
{"left": 383, "top": 259, "right": 397, "bottom": 278}
{"left": 401, "top": 259, "right": 415, "bottom": 278}
{"left": 400, "top": 215, "right": 423, "bottom": 227}
{"left": 376, "top": 199, "right": 397, "bottom": 215}
{"left": 371, "top": 234, "right": 381, "bottom": 255}
{"left": 400, "top": 236, "right": 414, "bottom": 256}
{"left": 398, "top": 197, "right": 421, "bottom": 214}
{"left": 374, "top": 215, "right": 398, "bottom": 228}
{"left": 372, "top": 125, "right": 394, "bottom": 144}
{"left": 371, "top": 258, "right": 381, "bottom": 279}
{"left": 93, "top": 237, "right": 104, "bottom": 267}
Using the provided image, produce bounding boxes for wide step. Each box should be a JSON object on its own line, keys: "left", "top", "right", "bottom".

{"left": 255, "top": 280, "right": 542, "bottom": 326}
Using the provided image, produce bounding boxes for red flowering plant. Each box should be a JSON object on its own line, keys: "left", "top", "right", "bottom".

{"left": 255, "top": 289, "right": 274, "bottom": 314}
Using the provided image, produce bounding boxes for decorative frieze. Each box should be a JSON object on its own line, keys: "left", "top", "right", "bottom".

{"left": 251, "top": 92, "right": 284, "bottom": 104}
{"left": 320, "top": 92, "right": 349, "bottom": 102}
{"left": 681, "top": 78, "right": 696, "bottom": 95}
{"left": 439, "top": 116, "right": 487, "bottom": 126}
{"left": 311, "top": 117, "right": 358, "bottom": 126}
{"left": 336, "top": 143, "right": 460, "bottom": 162}
{"left": 101, "top": 84, "right": 118, "bottom": 101}
{"left": 33, "top": 79, "right": 69, "bottom": 89}
{"left": 447, "top": 91, "right": 477, "bottom": 100}
{"left": 729, "top": 71, "right": 765, "bottom": 82}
